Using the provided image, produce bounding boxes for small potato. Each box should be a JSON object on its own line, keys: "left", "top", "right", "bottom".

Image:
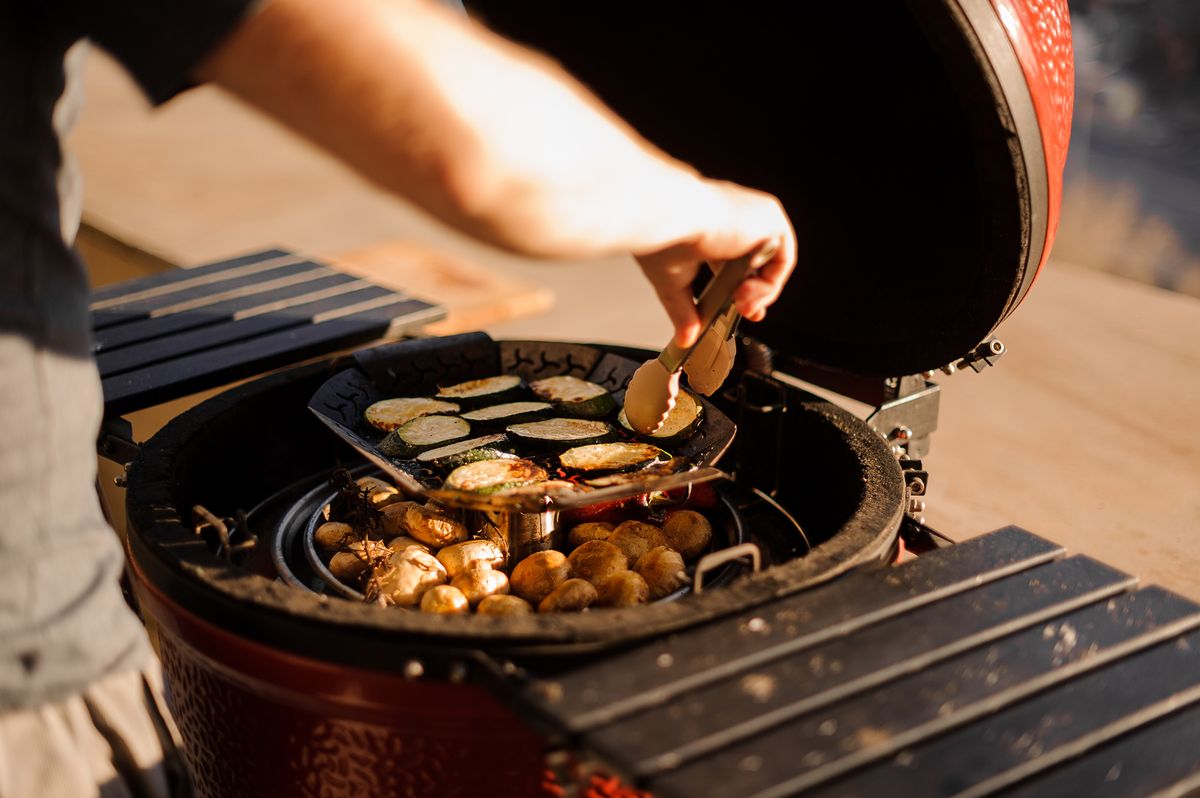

{"left": 355, "top": 476, "right": 403, "bottom": 507}
{"left": 404, "top": 504, "right": 469, "bottom": 548}
{"left": 314, "top": 521, "right": 357, "bottom": 552}
{"left": 538, "top": 578, "right": 598, "bottom": 613}
{"left": 511, "top": 550, "right": 572, "bottom": 604}
{"left": 661, "top": 510, "right": 713, "bottom": 560}
{"left": 477, "top": 595, "right": 534, "bottom": 616}
{"left": 380, "top": 501, "right": 420, "bottom": 536}
{"left": 451, "top": 569, "right": 510, "bottom": 607}
{"left": 596, "top": 571, "right": 650, "bottom": 607}
{"left": 328, "top": 551, "right": 371, "bottom": 583}
{"left": 419, "top": 585, "right": 470, "bottom": 614}
{"left": 568, "top": 540, "right": 628, "bottom": 588}
{"left": 387, "top": 536, "right": 430, "bottom": 555}
{"left": 437, "top": 539, "right": 505, "bottom": 580}
{"left": 377, "top": 547, "right": 447, "bottom": 605}
{"left": 636, "top": 546, "right": 688, "bottom": 599}
{"left": 567, "top": 522, "right": 615, "bottom": 550}
{"left": 607, "top": 520, "right": 666, "bottom": 567}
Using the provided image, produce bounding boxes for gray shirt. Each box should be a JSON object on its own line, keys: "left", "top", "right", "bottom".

{"left": 0, "top": 0, "right": 256, "bottom": 711}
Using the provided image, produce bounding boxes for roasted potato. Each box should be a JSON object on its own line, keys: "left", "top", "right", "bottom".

{"left": 387, "top": 536, "right": 430, "bottom": 554}
{"left": 567, "top": 522, "right": 615, "bottom": 550}
{"left": 314, "top": 521, "right": 357, "bottom": 552}
{"left": 607, "top": 520, "right": 666, "bottom": 567}
{"left": 567, "top": 540, "right": 628, "bottom": 588}
{"left": 596, "top": 571, "right": 650, "bottom": 607}
{"left": 661, "top": 509, "right": 713, "bottom": 560}
{"left": 477, "top": 594, "right": 534, "bottom": 616}
{"left": 510, "top": 550, "right": 572, "bottom": 604}
{"left": 376, "top": 547, "right": 447, "bottom": 605}
{"left": 328, "top": 551, "right": 371, "bottom": 583}
{"left": 419, "top": 584, "right": 470, "bottom": 614}
{"left": 451, "top": 568, "right": 510, "bottom": 607}
{"left": 404, "top": 504, "right": 469, "bottom": 548}
{"left": 635, "top": 546, "right": 688, "bottom": 599}
{"left": 355, "top": 476, "right": 404, "bottom": 507}
{"left": 380, "top": 501, "right": 420, "bottom": 536}
{"left": 437, "top": 539, "right": 505, "bottom": 580}
{"left": 538, "top": 578, "right": 598, "bottom": 613}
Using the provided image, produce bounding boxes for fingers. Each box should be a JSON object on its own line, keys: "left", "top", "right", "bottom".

{"left": 635, "top": 247, "right": 704, "bottom": 347}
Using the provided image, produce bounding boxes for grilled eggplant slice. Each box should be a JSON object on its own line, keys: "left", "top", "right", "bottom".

{"left": 461, "top": 401, "right": 553, "bottom": 429}
{"left": 436, "top": 375, "right": 525, "bottom": 408}
{"left": 444, "top": 458, "right": 549, "bottom": 494}
{"left": 378, "top": 415, "right": 471, "bottom": 458}
{"left": 506, "top": 418, "right": 613, "bottom": 451}
{"left": 363, "top": 397, "right": 460, "bottom": 432}
{"left": 618, "top": 389, "right": 704, "bottom": 446}
{"left": 560, "top": 442, "right": 669, "bottom": 473}
{"left": 416, "top": 434, "right": 513, "bottom": 469}
{"left": 529, "top": 375, "right": 616, "bottom": 418}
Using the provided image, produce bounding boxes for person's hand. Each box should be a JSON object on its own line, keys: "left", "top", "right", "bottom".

{"left": 634, "top": 180, "right": 796, "bottom": 348}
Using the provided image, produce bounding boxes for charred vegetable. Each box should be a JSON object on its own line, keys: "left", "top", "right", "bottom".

{"left": 506, "top": 418, "right": 612, "bottom": 451}
{"left": 314, "top": 521, "right": 357, "bottom": 552}
{"left": 618, "top": 389, "right": 704, "bottom": 446}
{"left": 379, "top": 415, "right": 471, "bottom": 458}
{"left": 461, "top": 401, "right": 553, "bottom": 429}
{"left": 436, "top": 375, "right": 525, "bottom": 408}
{"left": 444, "top": 458, "right": 548, "bottom": 494}
{"left": 364, "top": 397, "right": 459, "bottom": 432}
{"left": 529, "top": 375, "right": 616, "bottom": 419}
{"left": 560, "top": 442, "right": 668, "bottom": 473}
{"left": 416, "top": 434, "right": 514, "bottom": 470}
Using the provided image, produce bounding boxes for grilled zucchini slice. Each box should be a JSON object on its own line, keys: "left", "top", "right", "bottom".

{"left": 529, "top": 375, "right": 616, "bottom": 418}
{"left": 378, "top": 415, "right": 471, "bottom": 458}
{"left": 560, "top": 442, "right": 669, "bottom": 473}
{"left": 444, "top": 458, "right": 549, "bottom": 494}
{"left": 618, "top": 390, "right": 704, "bottom": 446}
{"left": 506, "top": 418, "right": 613, "bottom": 451}
{"left": 436, "top": 375, "right": 525, "bottom": 408}
{"left": 363, "top": 397, "right": 459, "bottom": 432}
{"left": 416, "top": 434, "right": 514, "bottom": 470}
{"left": 461, "top": 401, "right": 553, "bottom": 428}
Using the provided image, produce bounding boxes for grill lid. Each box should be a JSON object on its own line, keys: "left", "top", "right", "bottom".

{"left": 467, "top": 1, "right": 1065, "bottom": 377}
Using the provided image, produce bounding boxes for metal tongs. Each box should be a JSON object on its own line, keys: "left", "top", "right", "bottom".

{"left": 624, "top": 241, "right": 778, "bottom": 434}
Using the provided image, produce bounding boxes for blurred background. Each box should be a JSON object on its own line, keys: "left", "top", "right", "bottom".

{"left": 1059, "top": 0, "right": 1200, "bottom": 298}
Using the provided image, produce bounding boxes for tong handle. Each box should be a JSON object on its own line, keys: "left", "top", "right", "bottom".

{"left": 659, "top": 240, "right": 778, "bottom": 372}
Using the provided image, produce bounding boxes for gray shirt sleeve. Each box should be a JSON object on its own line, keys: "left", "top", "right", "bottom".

{"left": 50, "top": 0, "right": 264, "bottom": 105}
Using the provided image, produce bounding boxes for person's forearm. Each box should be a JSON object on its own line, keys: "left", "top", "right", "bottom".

{"left": 198, "top": 0, "right": 720, "bottom": 258}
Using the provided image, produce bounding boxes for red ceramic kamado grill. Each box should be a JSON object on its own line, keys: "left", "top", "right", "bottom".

{"left": 93, "top": 2, "right": 1200, "bottom": 796}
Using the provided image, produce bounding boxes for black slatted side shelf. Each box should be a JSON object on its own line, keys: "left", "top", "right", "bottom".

{"left": 91, "top": 249, "right": 444, "bottom": 416}
{"left": 502, "top": 527, "right": 1200, "bottom": 798}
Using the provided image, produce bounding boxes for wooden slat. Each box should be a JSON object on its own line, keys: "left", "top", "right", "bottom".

{"left": 518, "top": 527, "right": 1062, "bottom": 734}
{"left": 802, "top": 628, "right": 1200, "bottom": 798}
{"left": 100, "top": 296, "right": 442, "bottom": 415}
{"left": 998, "top": 700, "right": 1200, "bottom": 798}
{"left": 595, "top": 556, "right": 1136, "bottom": 779}
{"left": 95, "top": 284, "right": 395, "bottom": 378}
{"left": 94, "top": 272, "right": 361, "bottom": 353}
{"left": 87, "top": 248, "right": 289, "bottom": 303}
{"left": 645, "top": 587, "right": 1200, "bottom": 798}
